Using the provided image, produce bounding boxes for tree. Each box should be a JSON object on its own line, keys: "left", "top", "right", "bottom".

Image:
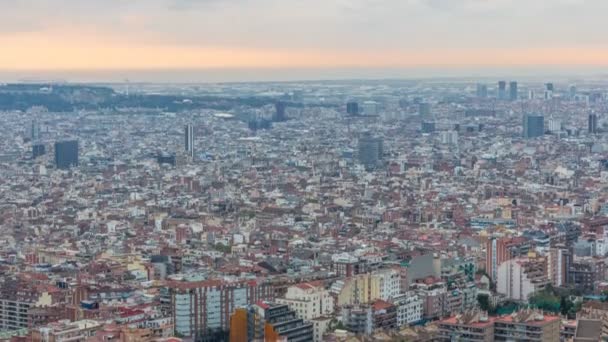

{"left": 477, "top": 294, "right": 491, "bottom": 312}
{"left": 529, "top": 291, "right": 560, "bottom": 313}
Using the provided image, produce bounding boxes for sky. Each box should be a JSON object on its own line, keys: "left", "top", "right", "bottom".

{"left": 1, "top": 0, "right": 608, "bottom": 81}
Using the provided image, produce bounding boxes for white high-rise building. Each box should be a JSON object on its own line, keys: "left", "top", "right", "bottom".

{"left": 362, "top": 101, "right": 379, "bottom": 116}
{"left": 497, "top": 258, "right": 549, "bottom": 301}
{"left": 392, "top": 292, "right": 423, "bottom": 326}
{"left": 547, "top": 119, "right": 562, "bottom": 133}
{"left": 440, "top": 131, "right": 459, "bottom": 145}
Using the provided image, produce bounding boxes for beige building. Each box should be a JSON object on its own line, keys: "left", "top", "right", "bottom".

{"left": 276, "top": 281, "right": 335, "bottom": 342}
{"left": 332, "top": 268, "right": 401, "bottom": 306}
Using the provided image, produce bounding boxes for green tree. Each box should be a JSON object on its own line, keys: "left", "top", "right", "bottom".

{"left": 529, "top": 291, "right": 560, "bottom": 313}
{"left": 477, "top": 294, "right": 491, "bottom": 312}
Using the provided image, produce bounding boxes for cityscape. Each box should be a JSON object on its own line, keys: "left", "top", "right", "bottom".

{"left": 4, "top": 1, "right": 608, "bottom": 342}
{"left": 0, "top": 78, "right": 608, "bottom": 341}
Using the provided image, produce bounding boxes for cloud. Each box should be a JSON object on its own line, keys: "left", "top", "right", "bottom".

{"left": 0, "top": 0, "right": 608, "bottom": 69}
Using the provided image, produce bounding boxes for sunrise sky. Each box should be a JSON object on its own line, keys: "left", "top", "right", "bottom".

{"left": 2, "top": 0, "right": 608, "bottom": 81}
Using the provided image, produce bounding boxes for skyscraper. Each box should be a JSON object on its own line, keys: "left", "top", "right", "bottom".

{"left": 184, "top": 124, "right": 194, "bottom": 158}
{"left": 54, "top": 140, "right": 79, "bottom": 169}
{"left": 30, "top": 120, "right": 40, "bottom": 141}
{"left": 32, "top": 144, "right": 46, "bottom": 159}
{"left": 346, "top": 101, "right": 359, "bottom": 116}
{"left": 358, "top": 132, "right": 383, "bottom": 170}
{"left": 421, "top": 121, "right": 436, "bottom": 133}
{"left": 509, "top": 81, "right": 518, "bottom": 101}
{"left": 589, "top": 113, "right": 598, "bottom": 134}
{"left": 274, "top": 101, "right": 286, "bottom": 122}
{"left": 523, "top": 114, "right": 545, "bottom": 139}
{"left": 418, "top": 102, "right": 431, "bottom": 116}
{"left": 476, "top": 84, "right": 488, "bottom": 98}
{"left": 497, "top": 81, "right": 507, "bottom": 100}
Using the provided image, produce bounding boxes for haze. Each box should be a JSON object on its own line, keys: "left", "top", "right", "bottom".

{"left": 2, "top": 0, "right": 608, "bottom": 82}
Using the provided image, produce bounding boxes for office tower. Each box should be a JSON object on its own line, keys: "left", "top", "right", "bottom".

{"left": 362, "top": 101, "right": 379, "bottom": 115}
{"left": 523, "top": 114, "right": 545, "bottom": 139}
{"left": 358, "top": 132, "right": 383, "bottom": 170}
{"left": 30, "top": 120, "right": 40, "bottom": 141}
{"left": 497, "top": 81, "right": 507, "bottom": 100}
{"left": 421, "top": 121, "right": 436, "bottom": 133}
{"left": 476, "top": 84, "right": 488, "bottom": 98}
{"left": 440, "top": 131, "right": 458, "bottom": 145}
{"left": 32, "top": 144, "right": 46, "bottom": 159}
{"left": 54, "top": 140, "right": 79, "bottom": 169}
{"left": 184, "top": 124, "right": 194, "bottom": 158}
{"left": 509, "top": 81, "right": 518, "bottom": 101}
{"left": 544, "top": 83, "right": 554, "bottom": 100}
{"left": 346, "top": 101, "right": 359, "bottom": 116}
{"left": 589, "top": 113, "right": 598, "bottom": 134}
{"left": 273, "top": 101, "right": 286, "bottom": 122}
{"left": 418, "top": 102, "right": 431, "bottom": 116}
{"left": 570, "top": 85, "right": 577, "bottom": 99}
{"left": 547, "top": 118, "right": 562, "bottom": 133}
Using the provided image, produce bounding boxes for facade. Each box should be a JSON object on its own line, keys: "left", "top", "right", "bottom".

{"left": 547, "top": 247, "right": 571, "bottom": 287}
{"left": 391, "top": 292, "right": 422, "bottom": 327}
{"left": 33, "top": 144, "right": 46, "bottom": 159}
{"left": 31, "top": 320, "right": 101, "bottom": 342}
{"left": 0, "top": 280, "right": 55, "bottom": 332}
{"left": 485, "top": 237, "right": 530, "bottom": 283}
{"left": 410, "top": 279, "right": 447, "bottom": 321}
{"left": 523, "top": 114, "right": 545, "bottom": 139}
{"left": 357, "top": 132, "right": 383, "bottom": 170}
{"left": 498, "top": 81, "right": 507, "bottom": 100}
{"left": 334, "top": 269, "right": 400, "bottom": 306}
{"left": 496, "top": 258, "right": 549, "bottom": 301}
{"left": 418, "top": 102, "right": 431, "bottom": 116}
{"left": 257, "top": 303, "right": 314, "bottom": 342}
{"left": 346, "top": 101, "right": 359, "bottom": 116}
{"left": 569, "top": 257, "right": 605, "bottom": 293}
{"left": 341, "top": 305, "right": 373, "bottom": 335}
{"left": 421, "top": 121, "right": 436, "bottom": 133}
{"left": 494, "top": 311, "right": 560, "bottom": 342}
{"left": 509, "top": 81, "right": 518, "bottom": 101}
{"left": 362, "top": 101, "right": 378, "bottom": 116}
{"left": 276, "top": 282, "right": 334, "bottom": 342}
{"left": 589, "top": 113, "right": 598, "bottom": 134}
{"left": 274, "top": 102, "right": 286, "bottom": 122}
{"left": 439, "top": 310, "right": 560, "bottom": 342}
{"left": 438, "top": 311, "right": 495, "bottom": 342}
{"left": 372, "top": 300, "right": 397, "bottom": 331}
{"left": 54, "top": 140, "right": 79, "bottom": 169}
{"left": 167, "top": 279, "right": 274, "bottom": 338}
{"left": 476, "top": 84, "right": 488, "bottom": 98}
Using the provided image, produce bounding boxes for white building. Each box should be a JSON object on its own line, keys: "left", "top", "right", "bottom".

{"left": 497, "top": 258, "right": 548, "bottom": 301}
{"left": 375, "top": 268, "right": 402, "bottom": 301}
{"left": 362, "top": 101, "right": 379, "bottom": 116}
{"left": 276, "top": 282, "right": 335, "bottom": 342}
{"left": 391, "top": 292, "right": 423, "bottom": 326}
{"left": 440, "top": 130, "right": 459, "bottom": 145}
